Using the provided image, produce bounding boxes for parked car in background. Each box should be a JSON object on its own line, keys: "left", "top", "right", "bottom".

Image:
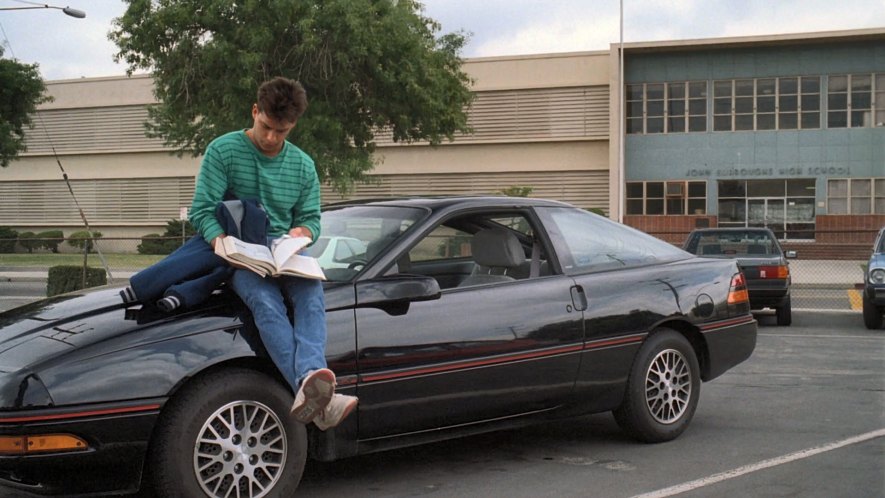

{"left": 0, "top": 197, "right": 757, "bottom": 497}
{"left": 684, "top": 227, "right": 794, "bottom": 326}
{"left": 302, "top": 235, "right": 368, "bottom": 269}
{"left": 863, "top": 226, "right": 885, "bottom": 329}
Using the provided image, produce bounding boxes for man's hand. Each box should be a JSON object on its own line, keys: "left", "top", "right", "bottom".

{"left": 209, "top": 235, "right": 226, "bottom": 250}
{"left": 288, "top": 226, "right": 312, "bottom": 240}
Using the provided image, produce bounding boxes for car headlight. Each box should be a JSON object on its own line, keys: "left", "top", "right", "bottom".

{"left": 871, "top": 268, "right": 885, "bottom": 284}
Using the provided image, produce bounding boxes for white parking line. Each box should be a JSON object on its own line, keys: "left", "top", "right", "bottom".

{"left": 631, "top": 428, "right": 885, "bottom": 498}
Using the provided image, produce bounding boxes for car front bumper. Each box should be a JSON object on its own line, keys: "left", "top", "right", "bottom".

{"left": 865, "top": 284, "right": 885, "bottom": 306}
{"left": 0, "top": 401, "right": 162, "bottom": 496}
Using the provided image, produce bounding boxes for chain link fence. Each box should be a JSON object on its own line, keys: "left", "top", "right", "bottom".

{"left": 0, "top": 231, "right": 876, "bottom": 313}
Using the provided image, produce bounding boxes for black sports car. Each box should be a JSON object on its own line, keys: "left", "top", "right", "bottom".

{"left": 0, "top": 197, "right": 757, "bottom": 497}
{"left": 684, "top": 227, "right": 794, "bottom": 326}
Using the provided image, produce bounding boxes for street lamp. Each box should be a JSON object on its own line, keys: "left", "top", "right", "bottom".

{"left": 0, "top": 3, "right": 85, "bottom": 18}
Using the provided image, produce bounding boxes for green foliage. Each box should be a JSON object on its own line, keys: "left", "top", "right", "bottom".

{"left": 17, "top": 232, "right": 38, "bottom": 253}
{"left": 36, "top": 230, "right": 63, "bottom": 253}
{"left": 110, "top": 0, "right": 474, "bottom": 192}
{"left": 137, "top": 219, "right": 197, "bottom": 254}
{"left": 587, "top": 207, "right": 607, "bottom": 217}
{"left": 499, "top": 186, "right": 534, "bottom": 197}
{"left": 0, "top": 227, "right": 18, "bottom": 253}
{"left": 67, "top": 230, "right": 103, "bottom": 253}
{"left": 0, "top": 47, "right": 50, "bottom": 167}
{"left": 47, "top": 265, "right": 108, "bottom": 297}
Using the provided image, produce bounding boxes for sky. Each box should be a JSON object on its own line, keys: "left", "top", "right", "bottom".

{"left": 1, "top": 0, "right": 884, "bottom": 81}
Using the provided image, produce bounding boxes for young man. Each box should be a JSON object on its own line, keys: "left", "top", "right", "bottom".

{"left": 189, "top": 77, "right": 356, "bottom": 430}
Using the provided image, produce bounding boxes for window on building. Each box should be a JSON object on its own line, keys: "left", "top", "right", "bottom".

{"left": 625, "top": 181, "right": 706, "bottom": 215}
{"left": 828, "top": 74, "right": 883, "bottom": 128}
{"left": 827, "top": 178, "right": 885, "bottom": 214}
{"left": 718, "top": 179, "right": 816, "bottom": 239}
{"left": 626, "top": 81, "right": 708, "bottom": 134}
{"left": 713, "top": 76, "right": 821, "bottom": 132}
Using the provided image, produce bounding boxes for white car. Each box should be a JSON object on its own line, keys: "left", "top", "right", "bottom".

{"left": 302, "top": 235, "right": 368, "bottom": 269}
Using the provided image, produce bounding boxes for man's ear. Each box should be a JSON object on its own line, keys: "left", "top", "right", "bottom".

{"left": 251, "top": 104, "right": 259, "bottom": 119}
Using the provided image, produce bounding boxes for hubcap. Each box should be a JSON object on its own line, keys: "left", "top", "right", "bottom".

{"left": 193, "top": 400, "right": 287, "bottom": 498}
{"left": 645, "top": 348, "right": 691, "bottom": 424}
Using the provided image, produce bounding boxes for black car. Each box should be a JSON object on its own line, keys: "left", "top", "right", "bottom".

{"left": 0, "top": 197, "right": 757, "bottom": 497}
{"left": 863, "top": 226, "right": 885, "bottom": 330}
{"left": 683, "top": 227, "right": 794, "bottom": 326}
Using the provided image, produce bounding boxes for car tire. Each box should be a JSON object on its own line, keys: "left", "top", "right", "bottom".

{"left": 148, "top": 368, "right": 307, "bottom": 498}
{"left": 613, "top": 329, "right": 700, "bottom": 443}
{"left": 862, "top": 292, "right": 884, "bottom": 330}
{"left": 776, "top": 297, "right": 792, "bottom": 327}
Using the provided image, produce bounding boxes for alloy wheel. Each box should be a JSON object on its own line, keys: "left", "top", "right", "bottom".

{"left": 193, "top": 400, "right": 288, "bottom": 498}
{"left": 645, "top": 348, "right": 692, "bottom": 424}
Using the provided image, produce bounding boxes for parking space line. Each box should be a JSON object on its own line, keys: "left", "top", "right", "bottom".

{"left": 631, "top": 428, "right": 885, "bottom": 498}
{"left": 847, "top": 289, "right": 863, "bottom": 310}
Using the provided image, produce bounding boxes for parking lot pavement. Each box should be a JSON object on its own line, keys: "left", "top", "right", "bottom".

{"left": 292, "top": 311, "right": 883, "bottom": 498}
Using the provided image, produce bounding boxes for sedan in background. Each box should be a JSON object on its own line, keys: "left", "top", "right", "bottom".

{"left": 0, "top": 197, "right": 757, "bottom": 497}
{"left": 863, "top": 226, "right": 885, "bottom": 329}
{"left": 684, "top": 227, "right": 794, "bottom": 326}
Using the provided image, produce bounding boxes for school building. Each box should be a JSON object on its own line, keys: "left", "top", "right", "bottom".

{"left": 3, "top": 27, "right": 883, "bottom": 255}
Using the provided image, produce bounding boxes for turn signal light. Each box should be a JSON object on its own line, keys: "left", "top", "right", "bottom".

{"left": 0, "top": 434, "right": 88, "bottom": 455}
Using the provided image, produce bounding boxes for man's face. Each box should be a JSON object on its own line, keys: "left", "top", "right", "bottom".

{"left": 250, "top": 104, "right": 297, "bottom": 155}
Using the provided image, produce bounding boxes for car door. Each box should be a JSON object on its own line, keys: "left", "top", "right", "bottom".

{"left": 353, "top": 210, "right": 585, "bottom": 439}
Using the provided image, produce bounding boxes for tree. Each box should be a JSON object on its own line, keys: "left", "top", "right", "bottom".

{"left": 110, "top": 0, "right": 474, "bottom": 192}
{"left": 0, "top": 47, "right": 50, "bottom": 167}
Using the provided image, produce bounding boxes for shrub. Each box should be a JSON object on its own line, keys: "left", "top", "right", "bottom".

{"left": 37, "top": 230, "right": 63, "bottom": 253}
{"left": 67, "top": 230, "right": 103, "bottom": 253}
{"left": 18, "top": 231, "right": 38, "bottom": 253}
{"left": 47, "top": 265, "right": 108, "bottom": 296}
{"left": 137, "top": 219, "right": 196, "bottom": 255}
{"left": 0, "top": 227, "right": 18, "bottom": 253}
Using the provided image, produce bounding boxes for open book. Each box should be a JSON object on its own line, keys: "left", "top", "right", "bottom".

{"left": 214, "top": 235, "right": 326, "bottom": 280}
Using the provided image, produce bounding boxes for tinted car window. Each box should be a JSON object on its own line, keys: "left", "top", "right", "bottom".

{"left": 538, "top": 207, "right": 690, "bottom": 273}
{"left": 685, "top": 230, "right": 780, "bottom": 257}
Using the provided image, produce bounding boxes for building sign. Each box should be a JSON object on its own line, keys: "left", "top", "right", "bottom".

{"left": 685, "top": 166, "right": 851, "bottom": 178}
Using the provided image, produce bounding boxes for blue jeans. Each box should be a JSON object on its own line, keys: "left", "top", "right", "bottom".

{"left": 231, "top": 269, "right": 327, "bottom": 393}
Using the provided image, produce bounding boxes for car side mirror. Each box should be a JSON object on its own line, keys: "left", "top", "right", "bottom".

{"left": 355, "top": 275, "right": 441, "bottom": 312}
{"left": 785, "top": 250, "right": 798, "bottom": 259}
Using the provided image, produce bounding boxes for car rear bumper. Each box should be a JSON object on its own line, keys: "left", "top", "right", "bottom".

{"left": 747, "top": 286, "right": 789, "bottom": 309}
{"left": 700, "top": 315, "right": 757, "bottom": 381}
{"left": 0, "top": 400, "right": 163, "bottom": 496}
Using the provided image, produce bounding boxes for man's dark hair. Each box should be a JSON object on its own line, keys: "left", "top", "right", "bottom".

{"left": 256, "top": 77, "right": 308, "bottom": 123}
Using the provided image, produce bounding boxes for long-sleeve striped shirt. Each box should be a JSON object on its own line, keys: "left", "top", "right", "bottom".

{"left": 189, "top": 130, "right": 321, "bottom": 243}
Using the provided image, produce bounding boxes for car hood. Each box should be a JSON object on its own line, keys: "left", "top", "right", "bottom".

{"left": 869, "top": 253, "right": 885, "bottom": 271}
{"left": 0, "top": 287, "right": 148, "bottom": 373}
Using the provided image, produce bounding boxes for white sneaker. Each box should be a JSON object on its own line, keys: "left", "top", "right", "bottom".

{"left": 314, "top": 394, "right": 358, "bottom": 431}
{"left": 291, "top": 368, "right": 336, "bottom": 423}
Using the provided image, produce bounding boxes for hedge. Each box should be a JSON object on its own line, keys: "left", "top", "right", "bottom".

{"left": 47, "top": 265, "right": 108, "bottom": 297}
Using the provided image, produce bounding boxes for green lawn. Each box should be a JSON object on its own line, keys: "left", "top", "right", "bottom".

{"left": 0, "top": 253, "right": 164, "bottom": 270}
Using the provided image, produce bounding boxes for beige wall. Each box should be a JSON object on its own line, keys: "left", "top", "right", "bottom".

{"left": 5, "top": 151, "right": 199, "bottom": 181}
{"left": 465, "top": 51, "right": 610, "bottom": 91}
{"left": 41, "top": 74, "right": 155, "bottom": 110}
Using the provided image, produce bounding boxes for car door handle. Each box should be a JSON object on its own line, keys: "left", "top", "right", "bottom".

{"left": 570, "top": 285, "right": 588, "bottom": 312}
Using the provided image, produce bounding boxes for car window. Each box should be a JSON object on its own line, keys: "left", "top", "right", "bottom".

{"left": 685, "top": 230, "right": 779, "bottom": 257}
{"left": 538, "top": 207, "right": 690, "bottom": 273}
{"left": 404, "top": 212, "right": 550, "bottom": 289}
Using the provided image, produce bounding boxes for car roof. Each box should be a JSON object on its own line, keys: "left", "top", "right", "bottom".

{"left": 323, "top": 196, "right": 574, "bottom": 211}
{"left": 689, "top": 227, "right": 775, "bottom": 235}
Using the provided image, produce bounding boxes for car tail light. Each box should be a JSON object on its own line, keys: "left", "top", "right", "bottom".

{"left": 728, "top": 272, "right": 749, "bottom": 305}
{"left": 757, "top": 265, "right": 789, "bottom": 279}
{"left": 0, "top": 434, "right": 88, "bottom": 455}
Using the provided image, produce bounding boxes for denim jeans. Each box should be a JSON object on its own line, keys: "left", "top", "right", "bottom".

{"left": 230, "top": 268, "right": 327, "bottom": 393}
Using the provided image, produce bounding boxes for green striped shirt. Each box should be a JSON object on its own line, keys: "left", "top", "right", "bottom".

{"left": 190, "top": 130, "right": 321, "bottom": 242}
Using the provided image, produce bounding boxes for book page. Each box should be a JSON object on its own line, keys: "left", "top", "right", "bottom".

{"left": 270, "top": 236, "right": 313, "bottom": 269}
{"left": 216, "top": 236, "right": 276, "bottom": 276}
{"left": 275, "top": 254, "right": 327, "bottom": 280}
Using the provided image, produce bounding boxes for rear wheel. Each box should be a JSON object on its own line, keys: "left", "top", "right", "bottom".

{"left": 776, "top": 296, "right": 792, "bottom": 326}
{"left": 149, "top": 368, "right": 307, "bottom": 498}
{"left": 613, "top": 329, "right": 700, "bottom": 443}
{"left": 862, "top": 293, "right": 884, "bottom": 330}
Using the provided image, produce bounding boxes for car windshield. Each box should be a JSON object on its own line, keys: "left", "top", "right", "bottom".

{"left": 877, "top": 231, "right": 885, "bottom": 253}
{"left": 685, "top": 230, "right": 779, "bottom": 257}
{"left": 304, "top": 204, "right": 426, "bottom": 282}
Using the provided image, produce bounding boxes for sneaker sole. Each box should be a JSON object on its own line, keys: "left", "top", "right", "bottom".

{"left": 291, "top": 369, "right": 336, "bottom": 423}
